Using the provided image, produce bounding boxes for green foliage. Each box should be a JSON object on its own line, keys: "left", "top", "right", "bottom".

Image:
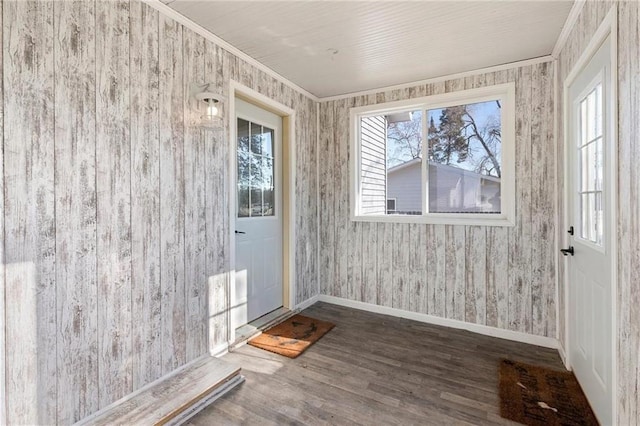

{"left": 428, "top": 106, "right": 469, "bottom": 165}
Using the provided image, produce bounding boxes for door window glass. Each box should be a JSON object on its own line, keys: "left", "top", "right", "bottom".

{"left": 237, "top": 118, "right": 276, "bottom": 217}
{"left": 577, "top": 83, "right": 604, "bottom": 245}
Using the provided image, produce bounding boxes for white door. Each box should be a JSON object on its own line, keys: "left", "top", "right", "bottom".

{"left": 233, "top": 98, "right": 283, "bottom": 326}
{"left": 566, "top": 36, "right": 613, "bottom": 425}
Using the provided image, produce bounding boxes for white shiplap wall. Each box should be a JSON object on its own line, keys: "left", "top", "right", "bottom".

{"left": 0, "top": 0, "right": 318, "bottom": 423}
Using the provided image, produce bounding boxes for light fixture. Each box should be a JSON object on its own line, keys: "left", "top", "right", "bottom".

{"left": 193, "top": 83, "right": 224, "bottom": 127}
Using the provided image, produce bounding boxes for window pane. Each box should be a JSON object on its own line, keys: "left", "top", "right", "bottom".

{"left": 262, "top": 156, "right": 275, "bottom": 216}
{"left": 250, "top": 122, "right": 262, "bottom": 154}
{"left": 580, "top": 191, "right": 604, "bottom": 244}
{"left": 580, "top": 98, "right": 588, "bottom": 146}
{"left": 386, "top": 110, "right": 423, "bottom": 215}
{"left": 262, "top": 128, "right": 274, "bottom": 157}
{"left": 586, "top": 88, "right": 597, "bottom": 142}
{"left": 238, "top": 118, "right": 250, "bottom": 152}
{"left": 595, "top": 84, "right": 603, "bottom": 138}
{"left": 386, "top": 198, "right": 396, "bottom": 213}
{"left": 359, "top": 114, "right": 394, "bottom": 215}
{"left": 595, "top": 138, "right": 603, "bottom": 191}
{"left": 581, "top": 193, "right": 593, "bottom": 241}
{"left": 237, "top": 185, "right": 250, "bottom": 218}
{"left": 238, "top": 119, "right": 277, "bottom": 217}
{"left": 237, "top": 118, "right": 250, "bottom": 217}
{"left": 427, "top": 100, "right": 501, "bottom": 213}
{"left": 594, "top": 191, "right": 603, "bottom": 245}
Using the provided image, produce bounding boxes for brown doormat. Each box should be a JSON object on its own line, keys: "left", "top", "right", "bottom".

{"left": 499, "top": 359, "right": 599, "bottom": 425}
{"left": 248, "top": 314, "right": 335, "bottom": 358}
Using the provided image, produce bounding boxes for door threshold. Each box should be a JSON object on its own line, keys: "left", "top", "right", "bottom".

{"left": 230, "top": 307, "right": 298, "bottom": 351}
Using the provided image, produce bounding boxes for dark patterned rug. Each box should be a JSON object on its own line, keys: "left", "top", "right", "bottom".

{"left": 499, "top": 359, "right": 599, "bottom": 425}
{"left": 248, "top": 314, "right": 335, "bottom": 358}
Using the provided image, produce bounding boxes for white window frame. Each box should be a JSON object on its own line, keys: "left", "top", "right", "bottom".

{"left": 350, "top": 83, "right": 516, "bottom": 227}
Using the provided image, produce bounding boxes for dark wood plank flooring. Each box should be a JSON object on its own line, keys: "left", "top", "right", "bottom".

{"left": 188, "top": 302, "right": 564, "bottom": 425}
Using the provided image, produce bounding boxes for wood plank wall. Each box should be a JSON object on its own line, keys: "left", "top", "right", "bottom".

{"left": 0, "top": 0, "right": 318, "bottom": 423}
{"left": 319, "top": 62, "right": 557, "bottom": 337}
{"left": 556, "top": 2, "right": 640, "bottom": 423}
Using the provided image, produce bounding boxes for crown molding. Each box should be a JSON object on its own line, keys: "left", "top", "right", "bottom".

{"left": 552, "top": 0, "right": 587, "bottom": 58}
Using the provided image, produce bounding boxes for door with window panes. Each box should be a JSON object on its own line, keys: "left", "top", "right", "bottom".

{"left": 234, "top": 98, "right": 283, "bottom": 326}
{"left": 566, "top": 36, "right": 613, "bottom": 425}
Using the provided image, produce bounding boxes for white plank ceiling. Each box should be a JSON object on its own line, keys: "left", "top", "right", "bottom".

{"left": 165, "top": 1, "right": 574, "bottom": 98}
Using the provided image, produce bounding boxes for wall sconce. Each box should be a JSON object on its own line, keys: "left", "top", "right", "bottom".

{"left": 193, "top": 83, "right": 224, "bottom": 128}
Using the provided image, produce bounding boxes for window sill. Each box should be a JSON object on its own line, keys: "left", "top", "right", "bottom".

{"left": 351, "top": 214, "right": 515, "bottom": 227}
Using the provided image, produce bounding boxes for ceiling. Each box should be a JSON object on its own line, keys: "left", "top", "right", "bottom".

{"left": 165, "top": 1, "right": 574, "bottom": 98}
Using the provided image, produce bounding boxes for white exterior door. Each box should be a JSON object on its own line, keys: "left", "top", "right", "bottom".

{"left": 234, "top": 98, "right": 283, "bottom": 325}
{"left": 566, "top": 36, "right": 613, "bottom": 425}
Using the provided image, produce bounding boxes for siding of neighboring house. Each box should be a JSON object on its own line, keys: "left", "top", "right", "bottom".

{"left": 429, "top": 163, "right": 500, "bottom": 213}
{"left": 387, "top": 159, "right": 501, "bottom": 214}
{"left": 387, "top": 160, "right": 422, "bottom": 213}
{"left": 360, "top": 115, "right": 387, "bottom": 215}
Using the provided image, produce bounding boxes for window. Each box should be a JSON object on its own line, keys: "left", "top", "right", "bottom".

{"left": 386, "top": 198, "right": 396, "bottom": 214}
{"left": 237, "top": 118, "right": 275, "bottom": 217}
{"left": 351, "top": 83, "right": 515, "bottom": 226}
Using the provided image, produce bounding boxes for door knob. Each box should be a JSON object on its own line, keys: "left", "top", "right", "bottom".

{"left": 235, "top": 230, "right": 246, "bottom": 234}
{"left": 560, "top": 246, "right": 575, "bottom": 256}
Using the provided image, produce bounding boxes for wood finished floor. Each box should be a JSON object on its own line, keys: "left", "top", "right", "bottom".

{"left": 189, "top": 303, "right": 564, "bottom": 425}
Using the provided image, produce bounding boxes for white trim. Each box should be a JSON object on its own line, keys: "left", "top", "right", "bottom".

{"left": 316, "top": 102, "right": 321, "bottom": 300}
{"left": 295, "top": 295, "right": 320, "bottom": 312}
{"left": 321, "top": 56, "right": 552, "bottom": 102}
{"left": 609, "top": 11, "right": 618, "bottom": 425}
{"left": 318, "top": 295, "right": 558, "bottom": 350}
{"left": 228, "top": 81, "right": 297, "bottom": 344}
{"left": 561, "top": 7, "right": 617, "bottom": 425}
{"left": 141, "top": 0, "right": 319, "bottom": 103}
{"left": 209, "top": 342, "right": 229, "bottom": 358}
{"left": 553, "top": 58, "right": 562, "bottom": 353}
{"left": 557, "top": 342, "right": 569, "bottom": 369}
{"left": 552, "top": 0, "right": 587, "bottom": 59}
{"left": 350, "top": 83, "right": 516, "bottom": 227}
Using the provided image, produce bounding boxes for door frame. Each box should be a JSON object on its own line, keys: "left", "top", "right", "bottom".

{"left": 561, "top": 6, "right": 617, "bottom": 424}
{"left": 228, "top": 80, "right": 296, "bottom": 344}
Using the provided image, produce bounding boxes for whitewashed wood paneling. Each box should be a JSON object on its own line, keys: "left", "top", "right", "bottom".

{"left": 318, "top": 62, "right": 557, "bottom": 338}
{"left": 159, "top": 14, "right": 187, "bottom": 376}
{"left": 130, "top": 0, "right": 163, "bottom": 391}
{"left": 3, "top": 1, "right": 57, "bottom": 423}
{"left": 557, "top": 2, "right": 640, "bottom": 423}
{"left": 1, "top": 0, "right": 319, "bottom": 423}
{"left": 54, "top": 0, "right": 99, "bottom": 421}
{"left": 204, "top": 41, "right": 229, "bottom": 349}
{"left": 96, "top": 0, "right": 133, "bottom": 408}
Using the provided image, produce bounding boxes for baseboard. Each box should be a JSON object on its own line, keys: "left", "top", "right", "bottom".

{"left": 557, "top": 341, "right": 570, "bottom": 369}
{"left": 295, "top": 294, "right": 320, "bottom": 311}
{"left": 317, "top": 295, "right": 559, "bottom": 349}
